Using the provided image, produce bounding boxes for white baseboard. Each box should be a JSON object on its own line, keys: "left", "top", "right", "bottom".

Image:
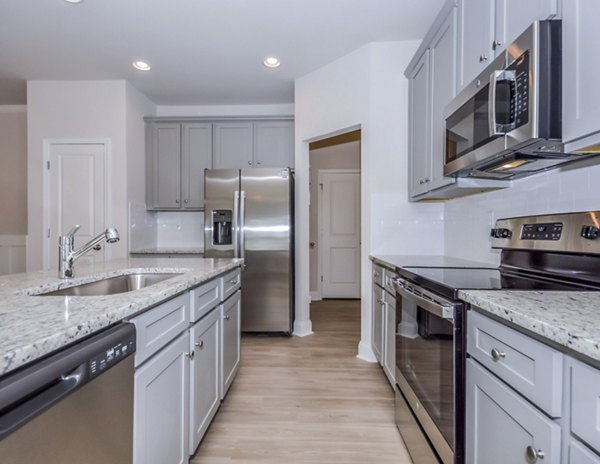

{"left": 356, "top": 340, "right": 377, "bottom": 363}
{"left": 310, "top": 291, "right": 322, "bottom": 301}
{"left": 292, "top": 319, "right": 314, "bottom": 337}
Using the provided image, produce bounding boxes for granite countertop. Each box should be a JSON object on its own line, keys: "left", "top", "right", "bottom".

{"left": 130, "top": 248, "right": 204, "bottom": 255}
{"left": 459, "top": 290, "right": 600, "bottom": 363}
{"left": 370, "top": 254, "right": 494, "bottom": 271}
{"left": 0, "top": 256, "right": 242, "bottom": 377}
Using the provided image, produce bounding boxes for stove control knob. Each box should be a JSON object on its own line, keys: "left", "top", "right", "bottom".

{"left": 490, "top": 228, "right": 512, "bottom": 239}
{"left": 581, "top": 225, "right": 600, "bottom": 240}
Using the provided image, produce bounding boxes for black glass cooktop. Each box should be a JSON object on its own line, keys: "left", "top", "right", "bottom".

{"left": 400, "top": 266, "right": 596, "bottom": 300}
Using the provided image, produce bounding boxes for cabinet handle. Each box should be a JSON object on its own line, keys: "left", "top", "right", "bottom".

{"left": 257, "top": 160, "right": 262, "bottom": 165}
{"left": 184, "top": 199, "right": 189, "bottom": 204}
{"left": 525, "top": 445, "right": 544, "bottom": 462}
{"left": 230, "top": 278, "right": 238, "bottom": 284}
{"left": 175, "top": 199, "right": 180, "bottom": 204}
{"left": 490, "top": 348, "right": 506, "bottom": 361}
{"left": 93, "top": 244, "right": 102, "bottom": 251}
{"left": 225, "top": 314, "right": 231, "bottom": 320}
{"left": 479, "top": 54, "right": 489, "bottom": 62}
{"left": 492, "top": 40, "right": 502, "bottom": 50}
{"left": 185, "top": 351, "right": 195, "bottom": 360}
{"left": 374, "top": 272, "right": 380, "bottom": 278}
{"left": 419, "top": 179, "right": 425, "bottom": 185}
{"left": 424, "top": 178, "right": 430, "bottom": 183}
{"left": 377, "top": 298, "right": 384, "bottom": 304}
{"left": 248, "top": 161, "right": 253, "bottom": 166}
{"left": 195, "top": 340, "right": 204, "bottom": 349}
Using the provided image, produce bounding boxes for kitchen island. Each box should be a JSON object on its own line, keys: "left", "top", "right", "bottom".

{"left": 0, "top": 256, "right": 242, "bottom": 376}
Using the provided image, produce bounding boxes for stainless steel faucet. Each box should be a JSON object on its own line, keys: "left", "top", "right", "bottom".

{"left": 58, "top": 225, "right": 120, "bottom": 278}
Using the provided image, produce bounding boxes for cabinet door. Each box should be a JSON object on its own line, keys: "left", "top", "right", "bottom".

{"left": 182, "top": 123, "right": 212, "bottom": 209}
{"left": 570, "top": 441, "right": 600, "bottom": 464}
{"left": 220, "top": 290, "right": 241, "bottom": 399}
{"left": 134, "top": 332, "right": 189, "bottom": 464}
{"left": 408, "top": 50, "right": 431, "bottom": 197}
{"left": 254, "top": 120, "right": 294, "bottom": 168}
{"left": 382, "top": 291, "right": 396, "bottom": 387}
{"left": 213, "top": 122, "right": 254, "bottom": 168}
{"left": 428, "top": 6, "right": 457, "bottom": 192}
{"left": 371, "top": 284, "right": 383, "bottom": 364}
{"left": 189, "top": 308, "right": 220, "bottom": 455}
{"left": 148, "top": 123, "right": 182, "bottom": 209}
{"left": 563, "top": 0, "right": 600, "bottom": 144}
{"left": 458, "top": 0, "right": 494, "bottom": 91}
{"left": 494, "top": 0, "right": 558, "bottom": 56}
{"left": 466, "top": 359, "right": 561, "bottom": 464}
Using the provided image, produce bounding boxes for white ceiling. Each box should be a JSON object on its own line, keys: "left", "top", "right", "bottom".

{"left": 1, "top": 0, "right": 444, "bottom": 106}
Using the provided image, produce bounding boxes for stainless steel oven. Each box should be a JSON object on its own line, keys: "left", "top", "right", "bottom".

{"left": 393, "top": 277, "right": 464, "bottom": 464}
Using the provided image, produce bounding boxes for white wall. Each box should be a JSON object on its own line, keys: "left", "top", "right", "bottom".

{"left": 445, "top": 162, "right": 600, "bottom": 264}
{"left": 295, "top": 42, "right": 445, "bottom": 359}
{"left": 27, "top": 80, "right": 156, "bottom": 271}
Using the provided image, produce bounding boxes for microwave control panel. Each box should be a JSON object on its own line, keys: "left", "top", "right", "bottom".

{"left": 521, "top": 222, "right": 563, "bottom": 241}
{"left": 508, "top": 50, "right": 530, "bottom": 129}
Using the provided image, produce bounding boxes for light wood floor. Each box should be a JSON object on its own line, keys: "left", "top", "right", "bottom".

{"left": 191, "top": 299, "right": 412, "bottom": 463}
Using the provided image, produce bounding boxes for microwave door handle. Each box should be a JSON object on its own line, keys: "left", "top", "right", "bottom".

{"left": 488, "top": 70, "right": 502, "bottom": 137}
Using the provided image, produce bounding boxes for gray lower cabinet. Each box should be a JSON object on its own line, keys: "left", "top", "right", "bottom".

{"left": 189, "top": 307, "right": 221, "bottom": 455}
{"left": 221, "top": 289, "right": 241, "bottom": 399}
{"left": 371, "top": 283, "right": 384, "bottom": 364}
{"left": 134, "top": 332, "right": 190, "bottom": 464}
{"left": 570, "top": 441, "right": 600, "bottom": 464}
{"left": 146, "top": 122, "right": 212, "bottom": 210}
{"left": 466, "top": 358, "right": 561, "bottom": 464}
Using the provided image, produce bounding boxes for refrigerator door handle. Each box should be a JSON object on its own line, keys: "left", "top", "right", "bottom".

{"left": 233, "top": 190, "right": 240, "bottom": 258}
{"left": 239, "top": 190, "right": 246, "bottom": 269}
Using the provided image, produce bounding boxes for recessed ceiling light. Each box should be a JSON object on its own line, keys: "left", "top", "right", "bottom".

{"left": 64, "top": 0, "right": 82, "bottom": 3}
{"left": 263, "top": 57, "right": 281, "bottom": 68}
{"left": 132, "top": 60, "right": 151, "bottom": 72}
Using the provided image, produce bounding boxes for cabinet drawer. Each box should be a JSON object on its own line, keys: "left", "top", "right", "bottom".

{"left": 571, "top": 360, "right": 600, "bottom": 455}
{"left": 372, "top": 263, "right": 384, "bottom": 287}
{"left": 190, "top": 278, "right": 220, "bottom": 323}
{"left": 467, "top": 309, "right": 563, "bottom": 417}
{"left": 131, "top": 293, "right": 189, "bottom": 366}
{"left": 466, "top": 359, "right": 561, "bottom": 464}
{"left": 570, "top": 441, "right": 600, "bottom": 464}
{"left": 221, "top": 268, "right": 241, "bottom": 301}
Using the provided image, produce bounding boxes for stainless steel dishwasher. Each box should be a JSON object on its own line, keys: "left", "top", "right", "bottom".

{"left": 0, "top": 323, "right": 136, "bottom": 464}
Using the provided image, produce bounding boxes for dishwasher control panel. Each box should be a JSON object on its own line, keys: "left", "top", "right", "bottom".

{"left": 89, "top": 338, "right": 135, "bottom": 379}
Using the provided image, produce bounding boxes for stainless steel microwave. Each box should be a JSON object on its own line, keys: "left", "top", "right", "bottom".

{"left": 443, "top": 20, "right": 588, "bottom": 180}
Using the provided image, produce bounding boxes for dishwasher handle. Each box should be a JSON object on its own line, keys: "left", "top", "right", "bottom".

{"left": 0, "top": 363, "right": 87, "bottom": 440}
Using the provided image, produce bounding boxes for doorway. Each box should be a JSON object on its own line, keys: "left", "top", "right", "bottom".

{"left": 309, "top": 130, "right": 361, "bottom": 301}
{"left": 43, "top": 141, "right": 110, "bottom": 271}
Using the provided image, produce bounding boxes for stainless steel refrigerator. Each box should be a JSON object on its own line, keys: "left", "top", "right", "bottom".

{"left": 204, "top": 168, "right": 294, "bottom": 334}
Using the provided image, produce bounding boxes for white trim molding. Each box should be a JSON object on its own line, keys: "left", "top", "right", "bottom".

{"left": 292, "top": 319, "right": 313, "bottom": 337}
{"left": 357, "top": 340, "right": 377, "bottom": 363}
{"left": 0, "top": 234, "right": 26, "bottom": 275}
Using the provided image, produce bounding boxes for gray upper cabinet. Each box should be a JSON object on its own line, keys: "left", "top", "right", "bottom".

{"left": 146, "top": 122, "right": 212, "bottom": 210}
{"left": 213, "top": 122, "right": 254, "bottom": 168}
{"left": 254, "top": 120, "right": 294, "bottom": 168}
{"left": 563, "top": 0, "right": 600, "bottom": 147}
{"left": 213, "top": 120, "right": 294, "bottom": 169}
{"left": 458, "top": 0, "right": 558, "bottom": 91}
{"left": 407, "top": 3, "right": 457, "bottom": 199}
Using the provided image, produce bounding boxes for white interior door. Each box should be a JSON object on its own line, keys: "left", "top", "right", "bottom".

{"left": 319, "top": 170, "right": 361, "bottom": 298}
{"left": 45, "top": 142, "right": 107, "bottom": 271}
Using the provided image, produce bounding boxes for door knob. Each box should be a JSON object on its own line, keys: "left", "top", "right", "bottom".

{"left": 310, "top": 242, "right": 316, "bottom": 248}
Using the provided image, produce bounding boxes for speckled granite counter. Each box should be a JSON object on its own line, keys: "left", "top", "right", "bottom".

{"left": 370, "top": 254, "right": 494, "bottom": 271}
{"left": 459, "top": 290, "right": 600, "bottom": 363}
{"left": 0, "top": 257, "right": 242, "bottom": 376}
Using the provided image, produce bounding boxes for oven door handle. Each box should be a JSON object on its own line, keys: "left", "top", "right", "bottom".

{"left": 392, "top": 278, "right": 456, "bottom": 320}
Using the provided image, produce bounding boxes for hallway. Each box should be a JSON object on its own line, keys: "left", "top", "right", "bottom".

{"left": 191, "top": 300, "right": 412, "bottom": 463}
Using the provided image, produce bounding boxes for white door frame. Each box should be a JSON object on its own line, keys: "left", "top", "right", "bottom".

{"left": 317, "top": 168, "right": 361, "bottom": 299}
{"left": 42, "top": 138, "right": 112, "bottom": 271}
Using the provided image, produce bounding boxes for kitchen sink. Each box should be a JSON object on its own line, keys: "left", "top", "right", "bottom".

{"left": 36, "top": 273, "right": 182, "bottom": 297}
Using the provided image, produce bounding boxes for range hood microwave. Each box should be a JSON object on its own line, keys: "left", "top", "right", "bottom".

{"left": 444, "top": 20, "right": 595, "bottom": 180}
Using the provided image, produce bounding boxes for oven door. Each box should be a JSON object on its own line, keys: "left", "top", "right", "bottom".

{"left": 393, "top": 278, "right": 464, "bottom": 464}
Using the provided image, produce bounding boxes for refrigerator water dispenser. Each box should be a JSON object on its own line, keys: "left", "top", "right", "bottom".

{"left": 212, "top": 210, "right": 233, "bottom": 245}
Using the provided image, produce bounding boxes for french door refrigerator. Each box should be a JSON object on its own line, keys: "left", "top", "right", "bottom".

{"left": 204, "top": 168, "right": 294, "bottom": 334}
